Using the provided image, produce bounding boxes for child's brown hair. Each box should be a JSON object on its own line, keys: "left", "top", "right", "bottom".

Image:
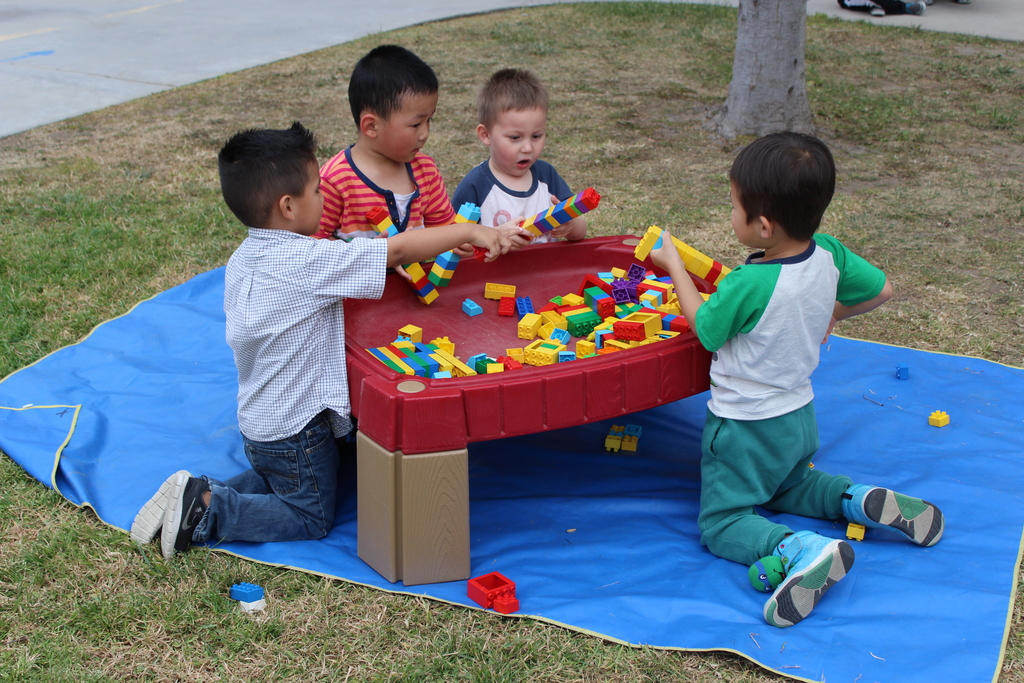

{"left": 477, "top": 68, "right": 548, "bottom": 128}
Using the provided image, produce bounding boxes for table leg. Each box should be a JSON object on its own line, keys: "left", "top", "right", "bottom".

{"left": 356, "top": 431, "right": 470, "bottom": 586}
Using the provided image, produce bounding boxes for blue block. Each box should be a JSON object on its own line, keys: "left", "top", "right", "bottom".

{"left": 558, "top": 351, "right": 576, "bottom": 363}
{"left": 624, "top": 424, "right": 642, "bottom": 437}
{"left": 549, "top": 328, "right": 571, "bottom": 345}
{"left": 435, "top": 250, "right": 460, "bottom": 269}
{"left": 433, "top": 371, "right": 452, "bottom": 379}
{"left": 896, "top": 363, "right": 909, "bottom": 380}
{"left": 457, "top": 202, "right": 481, "bottom": 223}
{"left": 594, "top": 329, "right": 613, "bottom": 349}
{"left": 516, "top": 296, "right": 535, "bottom": 318}
{"left": 230, "top": 583, "right": 264, "bottom": 602}
{"left": 462, "top": 299, "right": 482, "bottom": 316}
{"left": 467, "top": 353, "right": 487, "bottom": 369}
{"left": 661, "top": 315, "right": 676, "bottom": 330}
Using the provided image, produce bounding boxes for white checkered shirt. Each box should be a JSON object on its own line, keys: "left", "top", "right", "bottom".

{"left": 225, "top": 228, "right": 388, "bottom": 442}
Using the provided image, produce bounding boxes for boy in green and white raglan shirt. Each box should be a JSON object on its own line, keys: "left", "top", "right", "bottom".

{"left": 650, "top": 132, "right": 945, "bottom": 628}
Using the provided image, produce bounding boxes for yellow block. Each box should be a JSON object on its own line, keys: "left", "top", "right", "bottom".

{"left": 576, "top": 339, "right": 596, "bottom": 357}
{"left": 561, "top": 293, "right": 584, "bottom": 306}
{"left": 429, "top": 336, "right": 455, "bottom": 355}
{"left": 398, "top": 324, "right": 422, "bottom": 343}
{"left": 518, "top": 313, "right": 542, "bottom": 340}
{"left": 484, "top": 282, "right": 517, "bottom": 300}
{"left": 377, "top": 348, "right": 415, "bottom": 375}
{"left": 486, "top": 363, "right": 505, "bottom": 374}
{"left": 506, "top": 348, "right": 526, "bottom": 362}
{"left": 431, "top": 348, "right": 477, "bottom": 377}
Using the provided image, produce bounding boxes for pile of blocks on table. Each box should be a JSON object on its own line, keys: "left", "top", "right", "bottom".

{"left": 364, "top": 262, "right": 697, "bottom": 378}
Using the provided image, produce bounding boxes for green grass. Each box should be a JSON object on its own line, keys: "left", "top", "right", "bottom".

{"left": 2, "top": 2, "right": 1024, "bottom": 681}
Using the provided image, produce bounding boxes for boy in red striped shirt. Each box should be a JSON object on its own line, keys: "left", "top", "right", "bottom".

{"left": 317, "top": 45, "right": 526, "bottom": 247}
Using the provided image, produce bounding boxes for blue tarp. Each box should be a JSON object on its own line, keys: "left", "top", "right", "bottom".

{"left": 1, "top": 267, "right": 1021, "bottom": 682}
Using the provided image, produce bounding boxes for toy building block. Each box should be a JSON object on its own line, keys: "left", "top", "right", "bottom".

{"left": 472, "top": 246, "right": 489, "bottom": 262}
{"left": 633, "top": 225, "right": 731, "bottom": 287}
{"left": 896, "top": 363, "right": 909, "bottom": 380}
{"left": 467, "top": 571, "right": 519, "bottom": 614}
{"left": 498, "top": 296, "right": 516, "bottom": 317}
{"left": 562, "top": 293, "right": 584, "bottom": 306}
{"left": 484, "top": 282, "right": 516, "bottom": 300}
{"left": 558, "top": 350, "right": 576, "bottom": 362}
{"left": 433, "top": 371, "right": 452, "bottom": 379}
{"left": 520, "top": 187, "right": 602, "bottom": 238}
{"left": 426, "top": 203, "right": 480, "bottom": 287}
{"left": 454, "top": 202, "right": 482, "bottom": 224}
{"left": 462, "top": 299, "right": 483, "bottom": 316}
{"left": 846, "top": 523, "right": 866, "bottom": 541}
{"left": 429, "top": 336, "right": 455, "bottom": 355}
{"left": 613, "top": 319, "right": 646, "bottom": 341}
{"left": 429, "top": 250, "right": 461, "bottom": 287}
{"left": 605, "top": 424, "right": 625, "bottom": 452}
{"left": 549, "top": 327, "right": 571, "bottom": 345}
{"left": 398, "top": 324, "right": 423, "bottom": 344}
{"left": 229, "top": 582, "right": 264, "bottom": 602}
{"left": 576, "top": 339, "right": 596, "bottom": 357}
{"left": 486, "top": 363, "right": 505, "bottom": 374}
{"left": 625, "top": 424, "right": 642, "bottom": 438}
{"left": 515, "top": 296, "right": 535, "bottom": 318}
{"left": 365, "top": 206, "right": 398, "bottom": 238}
{"left": 518, "top": 312, "right": 542, "bottom": 339}
{"left": 502, "top": 356, "right": 523, "bottom": 371}
{"left": 626, "top": 263, "right": 646, "bottom": 282}
{"left": 229, "top": 582, "right": 267, "bottom": 612}
{"left": 549, "top": 295, "right": 563, "bottom": 306}
{"left": 576, "top": 273, "right": 612, "bottom": 297}
{"left": 430, "top": 348, "right": 477, "bottom": 377}
{"left": 929, "top": 410, "right": 950, "bottom": 427}
{"left": 506, "top": 347, "right": 526, "bottom": 363}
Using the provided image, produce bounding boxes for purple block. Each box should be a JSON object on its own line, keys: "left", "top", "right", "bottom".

{"left": 626, "top": 263, "right": 646, "bottom": 282}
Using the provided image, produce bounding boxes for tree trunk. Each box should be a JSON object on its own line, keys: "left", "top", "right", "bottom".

{"left": 710, "top": 0, "right": 814, "bottom": 139}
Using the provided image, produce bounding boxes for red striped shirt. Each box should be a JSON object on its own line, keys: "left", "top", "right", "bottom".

{"left": 316, "top": 147, "right": 456, "bottom": 240}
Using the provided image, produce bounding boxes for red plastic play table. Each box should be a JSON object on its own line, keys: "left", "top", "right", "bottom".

{"left": 345, "top": 236, "right": 713, "bottom": 585}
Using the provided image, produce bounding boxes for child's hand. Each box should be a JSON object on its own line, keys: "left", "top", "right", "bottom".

{"left": 649, "top": 230, "right": 685, "bottom": 277}
{"left": 452, "top": 243, "right": 475, "bottom": 258}
{"left": 547, "top": 195, "right": 588, "bottom": 241}
{"left": 469, "top": 224, "right": 513, "bottom": 262}
{"left": 495, "top": 217, "right": 532, "bottom": 251}
{"left": 394, "top": 264, "right": 413, "bottom": 283}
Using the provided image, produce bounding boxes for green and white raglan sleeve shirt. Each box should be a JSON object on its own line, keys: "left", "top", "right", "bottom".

{"left": 692, "top": 233, "right": 886, "bottom": 421}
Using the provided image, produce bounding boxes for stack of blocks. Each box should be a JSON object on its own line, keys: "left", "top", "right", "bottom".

{"left": 429, "top": 202, "right": 481, "bottom": 287}
{"left": 519, "top": 187, "right": 601, "bottom": 238}
{"left": 365, "top": 207, "right": 438, "bottom": 305}
{"left": 633, "top": 224, "right": 730, "bottom": 287}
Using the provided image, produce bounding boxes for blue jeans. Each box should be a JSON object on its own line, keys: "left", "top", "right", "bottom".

{"left": 193, "top": 411, "right": 344, "bottom": 544}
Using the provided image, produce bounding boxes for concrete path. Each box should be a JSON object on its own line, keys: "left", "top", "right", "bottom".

{"left": 1, "top": 0, "right": 1020, "bottom": 140}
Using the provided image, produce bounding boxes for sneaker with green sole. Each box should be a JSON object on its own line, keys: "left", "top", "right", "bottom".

{"left": 842, "top": 484, "right": 944, "bottom": 547}
{"left": 764, "top": 531, "right": 855, "bottom": 628}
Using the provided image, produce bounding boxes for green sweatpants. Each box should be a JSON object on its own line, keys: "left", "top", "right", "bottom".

{"left": 698, "top": 402, "right": 852, "bottom": 565}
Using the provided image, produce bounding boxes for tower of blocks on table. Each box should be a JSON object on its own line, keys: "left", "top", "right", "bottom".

{"left": 365, "top": 208, "right": 439, "bottom": 304}
{"left": 633, "top": 225, "right": 731, "bottom": 287}
{"left": 519, "top": 187, "right": 601, "bottom": 238}
{"left": 429, "top": 202, "right": 481, "bottom": 287}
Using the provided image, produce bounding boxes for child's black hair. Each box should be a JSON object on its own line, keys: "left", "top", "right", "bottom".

{"left": 217, "top": 121, "right": 318, "bottom": 228}
{"left": 729, "top": 132, "right": 836, "bottom": 241}
{"left": 348, "top": 44, "right": 438, "bottom": 126}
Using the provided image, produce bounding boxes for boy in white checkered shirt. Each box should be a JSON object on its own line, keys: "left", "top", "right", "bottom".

{"left": 131, "top": 122, "right": 519, "bottom": 559}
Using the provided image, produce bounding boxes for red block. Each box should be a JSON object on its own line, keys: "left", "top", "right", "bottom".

{"left": 576, "top": 273, "right": 611, "bottom": 297}
{"left": 467, "top": 572, "right": 520, "bottom": 614}
{"left": 498, "top": 297, "right": 516, "bottom": 316}
{"left": 502, "top": 356, "right": 522, "bottom": 371}
{"left": 365, "top": 206, "right": 389, "bottom": 227}
{"left": 613, "top": 320, "right": 646, "bottom": 341}
{"left": 670, "top": 316, "right": 691, "bottom": 333}
{"left": 596, "top": 298, "right": 615, "bottom": 319}
{"left": 578, "top": 187, "right": 602, "bottom": 211}
{"left": 472, "top": 246, "right": 489, "bottom": 262}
